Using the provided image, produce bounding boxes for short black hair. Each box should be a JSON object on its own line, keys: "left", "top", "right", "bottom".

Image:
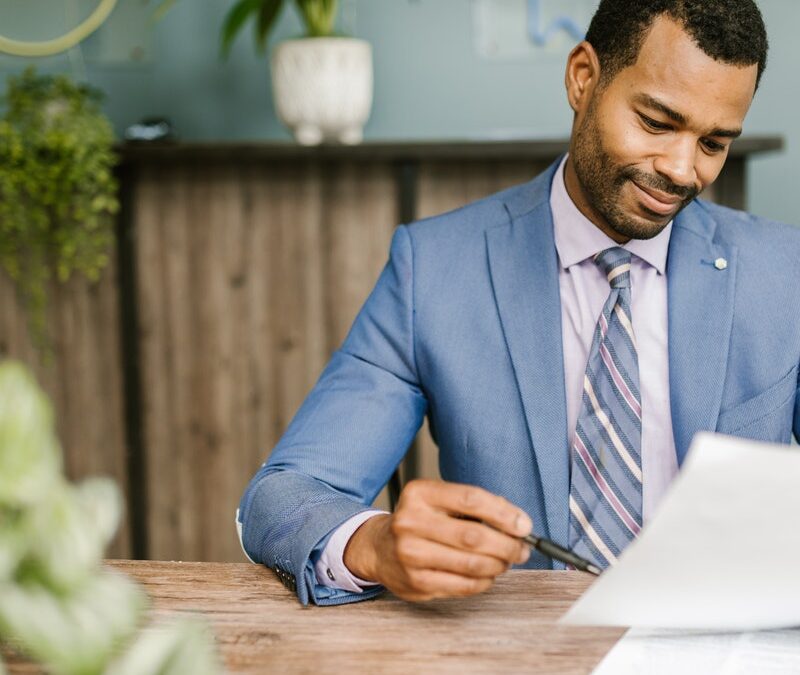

{"left": 585, "top": 0, "right": 768, "bottom": 89}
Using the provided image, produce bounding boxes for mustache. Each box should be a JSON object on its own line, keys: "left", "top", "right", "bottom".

{"left": 621, "top": 167, "right": 699, "bottom": 202}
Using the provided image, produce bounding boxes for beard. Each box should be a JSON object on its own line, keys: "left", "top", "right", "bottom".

{"left": 570, "top": 100, "right": 700, "bottom": 241}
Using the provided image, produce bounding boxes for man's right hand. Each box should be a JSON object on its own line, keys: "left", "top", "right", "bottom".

{"left": 342, "top": 479, "right": 532, "bottom": 601}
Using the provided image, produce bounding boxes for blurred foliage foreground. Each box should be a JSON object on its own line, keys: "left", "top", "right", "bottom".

{"left": 0, "top": 361, "right": 221, "bottom": 675}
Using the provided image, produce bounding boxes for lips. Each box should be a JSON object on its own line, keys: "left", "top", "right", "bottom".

{"left": 630, "top": 180, "right": 683, "bottom": 217}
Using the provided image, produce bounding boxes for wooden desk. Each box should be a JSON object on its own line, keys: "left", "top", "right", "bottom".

{"left": 2, "top": 560, "right": 627, "bottom": 674}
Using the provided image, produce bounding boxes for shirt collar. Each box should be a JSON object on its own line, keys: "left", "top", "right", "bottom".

{"left": 550, "top": 155, "right": 671, "bottom": 275}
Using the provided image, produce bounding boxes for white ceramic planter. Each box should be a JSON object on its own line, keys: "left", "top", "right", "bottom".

{"left": 271, "top": 37, "right": 373, "bottom": 146}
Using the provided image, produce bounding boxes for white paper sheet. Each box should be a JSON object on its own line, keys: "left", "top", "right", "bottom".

{"left": 560, "top": 432, "right": 800, "bottom": 630}
{"left": 592, "top": 627, "right": 800, "bottom": 675}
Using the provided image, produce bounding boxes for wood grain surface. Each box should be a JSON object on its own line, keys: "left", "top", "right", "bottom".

{"left": 85, "top": 561, "right": 621, "bottom": 674}
{"left": 133, "top": 160, "right": 401, "bottom": 561}
{"left": 0, "top": 261, "right": 130, "bottom": 559}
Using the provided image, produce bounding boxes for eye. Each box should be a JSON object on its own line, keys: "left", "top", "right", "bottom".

{"left": 639, "top": 113, "right": 672, "bottom": 132}
{"left": 701, "top": 138, "right": 726, "bottom": 154}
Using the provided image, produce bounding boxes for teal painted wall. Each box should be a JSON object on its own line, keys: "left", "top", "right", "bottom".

{"left": 0, "top": 0, "right": 797, "bottom": 224}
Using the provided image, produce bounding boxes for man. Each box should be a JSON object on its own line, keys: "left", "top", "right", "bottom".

{"left": 238, "top": 0, "right": 800, "bottom": 606}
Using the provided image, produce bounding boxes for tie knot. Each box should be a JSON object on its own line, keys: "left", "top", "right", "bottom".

{"left": 594, "top": 247, "right": 632, "bottom": 289}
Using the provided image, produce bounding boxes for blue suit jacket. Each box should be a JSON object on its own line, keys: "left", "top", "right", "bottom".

{"left": 238, "top": 159, "right": 800, "bottom": 605}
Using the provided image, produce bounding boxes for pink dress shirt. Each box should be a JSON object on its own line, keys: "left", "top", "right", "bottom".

{"left": 315, "top": 155, "right": 679, "bottom": 592}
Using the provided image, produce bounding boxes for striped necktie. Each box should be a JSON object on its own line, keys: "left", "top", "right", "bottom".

{"left": 568, "top": 247, "right": 643, "bottom": 569}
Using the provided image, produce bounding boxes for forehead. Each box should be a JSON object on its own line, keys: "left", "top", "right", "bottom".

{"left": 610, "top": 15, "right": 758, "bottom": 126}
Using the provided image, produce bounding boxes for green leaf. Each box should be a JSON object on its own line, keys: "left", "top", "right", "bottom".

{"left": 106, "top": 617, "right": 222, "bottom": 675}
{"left": 0, "top": 360, "right": 221, "bottom": 673}
{"left": 0, "top": 570, "right": 146, "bottom": 675}
{"left": 221, "top": 0, "right": 268, "bottom": 59}
{"left": 255, "top": 0, "right": 285, "bottom": 53}
{"left": 24, "top": 479, "right": 122, "bottom": 592}
{"left": 0, "top": 362, "right": 61, "bottom": 508}
{"left": 295, "top": 0, "right": 338, "bottom": 37}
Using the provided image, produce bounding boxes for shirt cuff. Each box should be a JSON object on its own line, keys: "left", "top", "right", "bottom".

{"left": 235, "top": 508, "right": 256, "bottom": 564}
{"left": 314, "top": 509, "right": 388, "bottom": 593}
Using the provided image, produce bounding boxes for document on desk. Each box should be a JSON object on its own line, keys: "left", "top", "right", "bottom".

{"left": 592, "top": 627, "right": 800, "bottom": 675}
{"left": 560, "top": 432, "right": 800, "bottom": 631}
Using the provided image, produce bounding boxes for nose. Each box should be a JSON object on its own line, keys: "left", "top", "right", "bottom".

{"left": 652, "top": 136, "right": 698, "bottom": 191}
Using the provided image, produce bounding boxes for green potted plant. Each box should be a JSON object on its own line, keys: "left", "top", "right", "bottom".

{"left": 152, "top": 0, "right": 373, "bottom": 144}
{"left": 221, "top": 0, "right": 373, "bottom": 145}
{"left": 0, "top": 68, "right": 118, "bottom": 353}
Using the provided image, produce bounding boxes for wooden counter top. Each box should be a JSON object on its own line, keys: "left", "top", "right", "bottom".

{"left": 124, "top": 560, "right": 624, "bottom": 674}
{"left": 4, "top": 560, "right": 626, "bottom": 674}
{"left": 118, "top": 136, "right": 783, "bottom": 164}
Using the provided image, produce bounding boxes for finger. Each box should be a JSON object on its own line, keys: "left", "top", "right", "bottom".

{"left": 395, "top": 535, "right": 510, "bottom": 578}
{"left": 404, "top": 568, "right": 495, "bottom": 600}
{"left": 393, "top": 509, "right": 529, "bottom": 565}
{"left": 402, "top": 480, "right": 532, "bottom": 538}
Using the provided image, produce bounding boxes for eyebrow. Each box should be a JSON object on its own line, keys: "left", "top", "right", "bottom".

{"left": 633, "top": 93, "right": 742, "bottom": 139}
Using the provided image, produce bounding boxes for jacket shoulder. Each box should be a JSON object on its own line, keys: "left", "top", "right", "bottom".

{"left": 698, "top": 199, "right": 800, "bottom": 249}
{"left": 406, "top": 181, "right": 525, "bottom": 241}
{"left": 404, "top": 164, "right": 555, "bottom": 247}
{"left": 696, "top": 200, "right": 800, "bottom": 288}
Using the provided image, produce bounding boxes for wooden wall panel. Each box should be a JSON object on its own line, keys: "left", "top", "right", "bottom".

{"left": 135, "top": 164, "right": 188, "bottom": 560}
{"left": 0, "top": 255, "right": 130, "bottom": 558}
{"left": 136, "top": 161, "right": 398, "bottom": 561}
{"left": 137, "top": 163, "right": 313, "bottom": 561}
{"left": 323, "top": 162, "right": 398, "bottom": 349}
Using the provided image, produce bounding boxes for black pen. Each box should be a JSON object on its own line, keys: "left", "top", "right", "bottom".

{"left": 460, "top": 516, "right": 601, "bottom": 576}
{"left": 519, "top": 532, "right": 601, "bottom": 576}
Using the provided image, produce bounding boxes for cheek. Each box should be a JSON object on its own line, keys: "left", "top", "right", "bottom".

{"left": 597, "top": 110, "right": 654, "bottom": 165}
{"left": 695, "top": 154, "right": 727, "bottom": 190}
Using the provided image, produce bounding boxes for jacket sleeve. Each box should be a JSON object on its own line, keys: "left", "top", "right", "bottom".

{"left": 794, "top": 366, "right": 800, "bottom": 444}
{"left": 237, "top": 225, "right": 427, "bottom": 605}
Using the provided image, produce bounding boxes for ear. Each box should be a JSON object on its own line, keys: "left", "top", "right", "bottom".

{"left": 565, "top": 41, "right": 601, "bottom": 113}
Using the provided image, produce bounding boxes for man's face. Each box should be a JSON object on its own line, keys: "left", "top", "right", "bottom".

{"left": 565, "top": 16, "right": 759, "bottom": 242}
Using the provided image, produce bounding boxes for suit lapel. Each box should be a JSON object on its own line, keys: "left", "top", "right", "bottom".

{"left": 487, "top": 167, "right": 570, "bottom": 548}
{"left": 484, "top": 170, "right": 737, "bottom": 546}
{"left": 667, "top": 202, "right": 738, "bottom": 465}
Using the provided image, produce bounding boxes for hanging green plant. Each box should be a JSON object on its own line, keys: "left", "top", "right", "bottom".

{"left": 0, "top": 67, "right": 118, "bottom": 353}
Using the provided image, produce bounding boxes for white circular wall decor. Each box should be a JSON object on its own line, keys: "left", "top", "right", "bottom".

{"left": 0, "top": 0, "right": 118, "bottom": 57}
